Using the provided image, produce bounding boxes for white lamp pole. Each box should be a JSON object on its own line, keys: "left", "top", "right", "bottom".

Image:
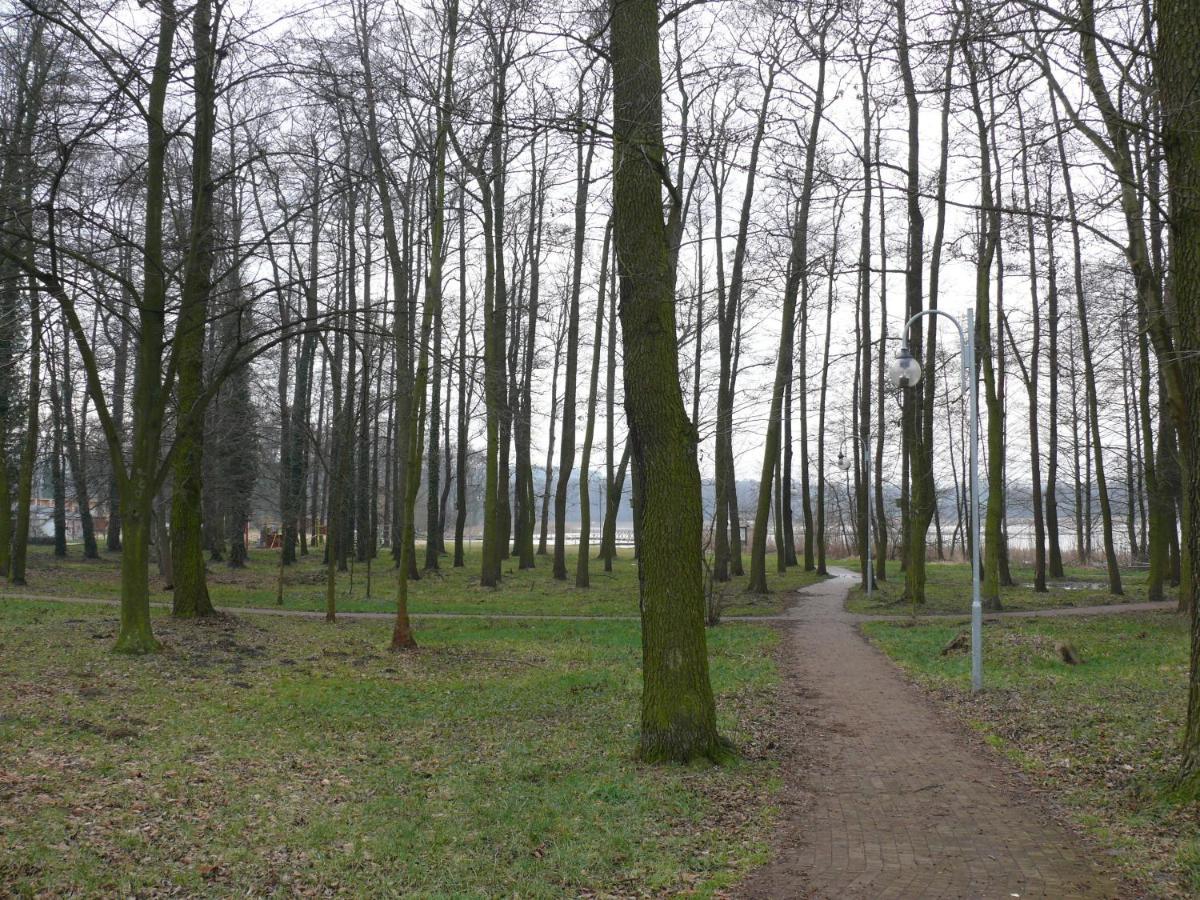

{"left": 893, "top": 308, "right": 982, "bottom": 693}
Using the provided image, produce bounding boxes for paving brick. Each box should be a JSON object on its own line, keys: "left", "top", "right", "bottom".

{"left": 737, "top": 572, "right": 1121, "bottom": 899}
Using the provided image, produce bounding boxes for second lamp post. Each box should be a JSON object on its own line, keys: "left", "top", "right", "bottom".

{"left": 891, "top": 308, "right": 983, "bottom": 693}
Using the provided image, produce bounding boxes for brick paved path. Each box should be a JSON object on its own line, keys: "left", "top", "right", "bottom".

{"left": 739, "top": 569, "right": 1121, "bottom": 899}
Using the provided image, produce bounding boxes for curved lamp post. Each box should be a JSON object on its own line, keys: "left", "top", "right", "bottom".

{"left": 893, "top": 308, "right": 982, "bottom": 693}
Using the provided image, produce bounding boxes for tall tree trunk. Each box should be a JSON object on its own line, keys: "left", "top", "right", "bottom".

{"left": 577, "top": 222, "right": 612, "bottom": 588}
{"left": 855, "top": 51, "right": 874, "bottom": 591}
{"left": 1060, "top": 115, "right": 1124, "bottom": 595}
{"left": 424, "top": 218, "right": 444, "bottom": 571}
{"left": 898, "top": 0, "right": 934, "bottom": 603}
{"left": 514, "top": 141, "right": 545, "bottom": 569}
{"left": 816, "top": 202, "right": 843, "bottom": 576}
{"left": 711, "top": 187, "right": 732, "bottom": 581}
{"left": 1158, "top": 0, "right": 1200, "bottom": 785}
{"left": 113, "top": 2, "right": 179, "bottom": 651}
{"left": 49, "top": 333, "right": 67, "bottom": 556}
{"left": 1014, "top": 101, "right": 1046, "bottom": 592}
{"left": 0, "top": 13, "right": 48, "bottom": 579}
{"left": 601, "top": 205, "right": 622, "bottom": 570}
{"left": 539, "top": 319, "right": 564, "bottom": 556}
{"left": 961, "top": 15, "right": 1004, "bottom": 610}
{"left": 873, "top": 127, "right": 888, "bottom": 585}
{"left": 61, "top": 317, "right": 97, "bottom": 558}
{"left": 454, "top": 194, "right": 469, "bottom": 567}
{"left": 725, "top": 68, "right": 774, "bottom": 580}
{"left": 106, "top": 277, "right": 130, "bottom": 554}
{"left": 393, "top": 0, "right": 457, "bottom": 646}
{"left": 171, "top": 0, "right": 219, "bottom": 617}
{"left": 794, "top": 27, "right": 829, "bottom": 575}
{"left": 799, "top": 271, "right": 815, "bottom": 572}
{"left": 1043, "top": 177, "right": 1066, "bottom": 579}
{"left": 611, "top": 0, "right": 722, "bottom": 762}
{"left": 554, "top": 85, "right": 600, "bottom": 581}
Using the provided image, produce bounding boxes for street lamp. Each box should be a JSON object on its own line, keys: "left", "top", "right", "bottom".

{"left": 889, "top": 345, "right": 922, "bottom": 388}
{"left": 893, "top": 308, "right": 983, "bottom": 693}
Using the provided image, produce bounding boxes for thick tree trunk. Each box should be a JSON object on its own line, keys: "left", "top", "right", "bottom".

{"left": 898, "top": 0, "right": 934, "bottom": 604}
{"left": 171, "top": 0, "right": 219, "bottom": 617}
{"left": 1158, "top": 0, "right": 1200, "bottom": 787}
{"left": 611, "top": 0, "right": 722, "bottom": 762}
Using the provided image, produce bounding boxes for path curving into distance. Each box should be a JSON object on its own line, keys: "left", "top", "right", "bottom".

{"left": 738, "top": 568, "right": 1122, "bottom": 899}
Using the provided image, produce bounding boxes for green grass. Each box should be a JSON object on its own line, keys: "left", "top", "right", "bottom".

{"left": 841, "top": 557, "right": 1169, "bottom": 615}
{"left": 0, "top": 598, "right": 784, "bottom": 896}
{"left": 862, "top": 611, "right": 1200, "bottom": 895}
{"left": 3, "top": 543, "right": 825, "bottom": 618}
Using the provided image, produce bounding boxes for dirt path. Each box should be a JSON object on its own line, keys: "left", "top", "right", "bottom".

{"left": 739, "top": 569, "right": 1122, "bottom": 899}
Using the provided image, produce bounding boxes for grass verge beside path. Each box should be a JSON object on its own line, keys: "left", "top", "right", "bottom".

{"left": 862, "top": 611, "right": 1200, "bottom": 897}
{"left": 0, "top": 598, "right": 785, "bottom": 896}
{"left": 843, "top": 558, "right": 1167, "bottom": 615}
{"left": 3, "top": 544, "right": 825, "bottom": 618}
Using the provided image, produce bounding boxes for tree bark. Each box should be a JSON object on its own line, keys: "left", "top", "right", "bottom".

{"left": 554, "top": 82, "right": 601, "bottom": 581}
{"left": 577, "top": 222, "right": 612, "bottom": 588}
{"left": 171, "top": 0, "right": 219, "bottom": 617}
{"left": 1158, "top": 0, "right": 1200, "bottom": 787}
{"left": 961, "top": 13, "right": 1003, "bottom": 611}
{"left": 611, "top": 0, "right": 722, "bottom": 762}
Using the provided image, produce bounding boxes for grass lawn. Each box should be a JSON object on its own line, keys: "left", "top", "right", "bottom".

{"left": 3, "top": 544, "right": 825, "bottom": 619}
{"left": 862, "top": 611, "right": 1200, "bottom": 896}
{"left": 0, "top": 598, "right": 786, "bottom": 897}
{"left": 842, "top": 557, "right": 1169, "bottom": 615}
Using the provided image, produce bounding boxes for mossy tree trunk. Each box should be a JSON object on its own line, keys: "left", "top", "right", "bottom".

{"left": 611, "top": 0, "right": 722, "bottom": 763}
{"left": 898, "top": 0, "right": 934, "bottom": 605}
{"left": 1158, "top": 0, "right": 1200, "bottom": 789}
{"left": 393, "top": 0, "right": 458, "bottom": 645}
{"left": 171, "top": 0, "right": 218, "bottom": 618}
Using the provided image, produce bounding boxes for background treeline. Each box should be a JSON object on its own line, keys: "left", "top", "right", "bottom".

{"left": 2, "top": 0, "right": 1200, "bottom": 758}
